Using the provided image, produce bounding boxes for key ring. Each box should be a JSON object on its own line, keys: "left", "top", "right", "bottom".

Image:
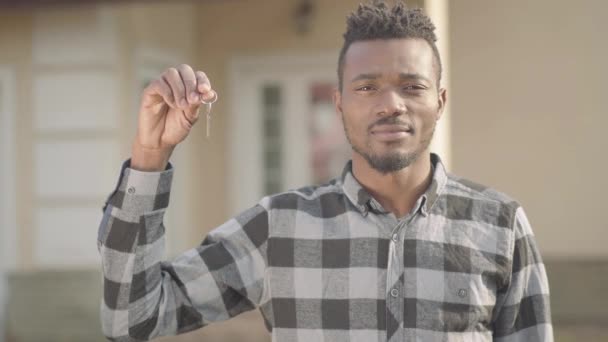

{"left": 201, "top": 91, "right": 218, "bottom": 105}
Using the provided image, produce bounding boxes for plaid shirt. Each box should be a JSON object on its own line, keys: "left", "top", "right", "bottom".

{"left": 98, "top": 154, "right": 553, "bottom": 341}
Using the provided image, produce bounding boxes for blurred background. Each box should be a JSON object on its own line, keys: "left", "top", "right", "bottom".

{"left": 0, "top": 0, "right": 606, "bottom": 341}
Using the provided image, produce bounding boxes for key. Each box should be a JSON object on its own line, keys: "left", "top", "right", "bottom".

{"left": 206, "top": 109, "right": 211, "bottom": 138}
{"left": 201, "top": 91, "right": 218, "bottom": 139}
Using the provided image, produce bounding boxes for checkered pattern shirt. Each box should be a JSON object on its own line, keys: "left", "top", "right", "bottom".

{"left": 98, "top": 153, "right": 553, "bottom": 341}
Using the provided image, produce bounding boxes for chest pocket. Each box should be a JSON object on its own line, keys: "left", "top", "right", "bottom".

{"left": 441, "top": 270, "right": 497, "bottom": 331}
{"left": 404, "top": 239, "right": 502, "bottom": 332}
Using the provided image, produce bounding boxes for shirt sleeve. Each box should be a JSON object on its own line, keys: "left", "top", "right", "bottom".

{"left": 492, "top": 207, "right": 553, "bottom": 341}
{"left": 97, "top": 160, "right": 269, "bottom": 341}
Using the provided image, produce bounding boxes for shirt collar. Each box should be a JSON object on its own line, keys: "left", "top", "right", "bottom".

{"left": 341, "top": 153, "right": 447, "bottom": 217}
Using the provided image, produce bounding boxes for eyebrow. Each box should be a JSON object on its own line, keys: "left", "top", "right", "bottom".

{"left": 350, "top": 72, "right": 431, "bottom": 84}
{"left": 399, "top": 73, "right": 431, "bottom": 83}
{"left": 350, "top": 73, "right": 381, "bottom": 83}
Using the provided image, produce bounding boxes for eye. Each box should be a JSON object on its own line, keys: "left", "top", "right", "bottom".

{"left": 356, "top": 85, "right": 376, "bottom": 91}
{"left": 402, "top": 85, "right": 427, "bottom": 93}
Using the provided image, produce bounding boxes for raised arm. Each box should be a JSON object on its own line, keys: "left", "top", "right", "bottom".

{"left": 97, "top": 65, "right": 269, "bottom": 341}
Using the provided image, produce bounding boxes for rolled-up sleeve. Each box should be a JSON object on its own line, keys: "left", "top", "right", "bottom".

{"left": 493, "top": 207, "right": 553, "bottom": 341}
{"left": 98, "top": 160, "right": 269, "bottom": 341}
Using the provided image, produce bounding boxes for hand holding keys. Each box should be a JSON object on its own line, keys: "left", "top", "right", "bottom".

{"left": 132, "top": 64, "right": 218, "bottom": 171}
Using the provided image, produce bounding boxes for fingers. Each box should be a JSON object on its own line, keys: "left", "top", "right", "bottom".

{"left": 144, "top": 65, "right": 217, "bottom": 111}
{"left": 164, "top": 67, "right": 188, "bottom": 109}
{"left": 143, "top": 78, "right": 174, "bottom": 108}
{"left": 195, "top": 71, "right": 216, "bottom": 103}
{"left": 177, "top": 64, "right": 200, "bottom": 105}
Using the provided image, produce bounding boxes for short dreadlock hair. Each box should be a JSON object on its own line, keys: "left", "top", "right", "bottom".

{"left": 337, "top": 1, "right": 442, "bottom": 91}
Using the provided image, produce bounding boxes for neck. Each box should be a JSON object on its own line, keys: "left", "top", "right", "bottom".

{"left": 352, "top": 152, "right": 433, "bottom": 218}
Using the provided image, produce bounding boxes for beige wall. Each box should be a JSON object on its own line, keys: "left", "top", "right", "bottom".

{"left": 449, "top": 0, "right": 607, "bottom": 258}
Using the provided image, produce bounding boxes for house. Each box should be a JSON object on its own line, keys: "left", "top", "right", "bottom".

{"left": 1, "top": 0, "right": 606, "bottom": 341}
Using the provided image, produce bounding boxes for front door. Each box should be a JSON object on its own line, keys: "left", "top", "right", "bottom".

{"left": 228, "top": 53, "right": 350, "bottom": 215}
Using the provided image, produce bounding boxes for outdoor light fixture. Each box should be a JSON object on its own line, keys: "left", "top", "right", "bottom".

{"left": 294, "top": 0, "right": 315, "bottom": 34}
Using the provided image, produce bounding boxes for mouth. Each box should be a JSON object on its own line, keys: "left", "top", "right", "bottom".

{"left": 370, "top": 125, "right": 413, "bottom": 141}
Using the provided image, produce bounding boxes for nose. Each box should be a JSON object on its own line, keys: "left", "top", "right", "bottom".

{"left": 375, "top": 89, "right": 407, "bottom": 117}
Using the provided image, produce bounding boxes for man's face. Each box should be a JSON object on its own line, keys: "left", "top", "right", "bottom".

{"left": 335, "top": 38, "right": 446, "bottom": 174}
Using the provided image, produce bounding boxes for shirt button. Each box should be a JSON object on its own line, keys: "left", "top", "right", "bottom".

{"left": 127, "top": 186, "right": 136, "bottom": 194}
{"left": 392, "top": 233, "right": 398, "bottom": 242}
{"left": 390, "top": 288, "right": 399, "bottom": 297}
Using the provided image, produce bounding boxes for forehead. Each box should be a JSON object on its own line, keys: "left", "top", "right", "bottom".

{"left": 343, "top": 38, "right": 436, "bottom": 81}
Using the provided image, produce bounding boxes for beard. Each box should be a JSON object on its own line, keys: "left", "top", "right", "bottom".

{"left": 343, "top": 117, "right": 435, "bottom": 174}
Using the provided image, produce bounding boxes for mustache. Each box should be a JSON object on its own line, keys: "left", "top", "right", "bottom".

{"left": 368, "top": 116, "right": 414, "bottom": 132}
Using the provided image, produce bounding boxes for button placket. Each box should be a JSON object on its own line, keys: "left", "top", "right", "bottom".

{"left": 385, "top": 219, "right": 406, "bottom": 342}
{"left": 386, "top": 213, "right": 420, "bottom": 341}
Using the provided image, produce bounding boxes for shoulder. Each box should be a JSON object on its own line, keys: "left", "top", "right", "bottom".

{"left": 260, "top": 178, "right": 347, "bottom": 216}
{"left": 445, "top": 173, "right": 518, "bottom": 205}
{"left": 438, "top": 173, "right": 521, "bottom": 230}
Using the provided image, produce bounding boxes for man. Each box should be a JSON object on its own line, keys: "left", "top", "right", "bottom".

{"left": 98, "top": 2, "right": 552, "bottom": 341}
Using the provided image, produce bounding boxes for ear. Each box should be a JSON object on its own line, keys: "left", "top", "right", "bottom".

{"left": 436, "top": 87, "right": 447, "bottom": 121}
{"left": 333, "top": 88, "right": 343, "bottom": 117}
